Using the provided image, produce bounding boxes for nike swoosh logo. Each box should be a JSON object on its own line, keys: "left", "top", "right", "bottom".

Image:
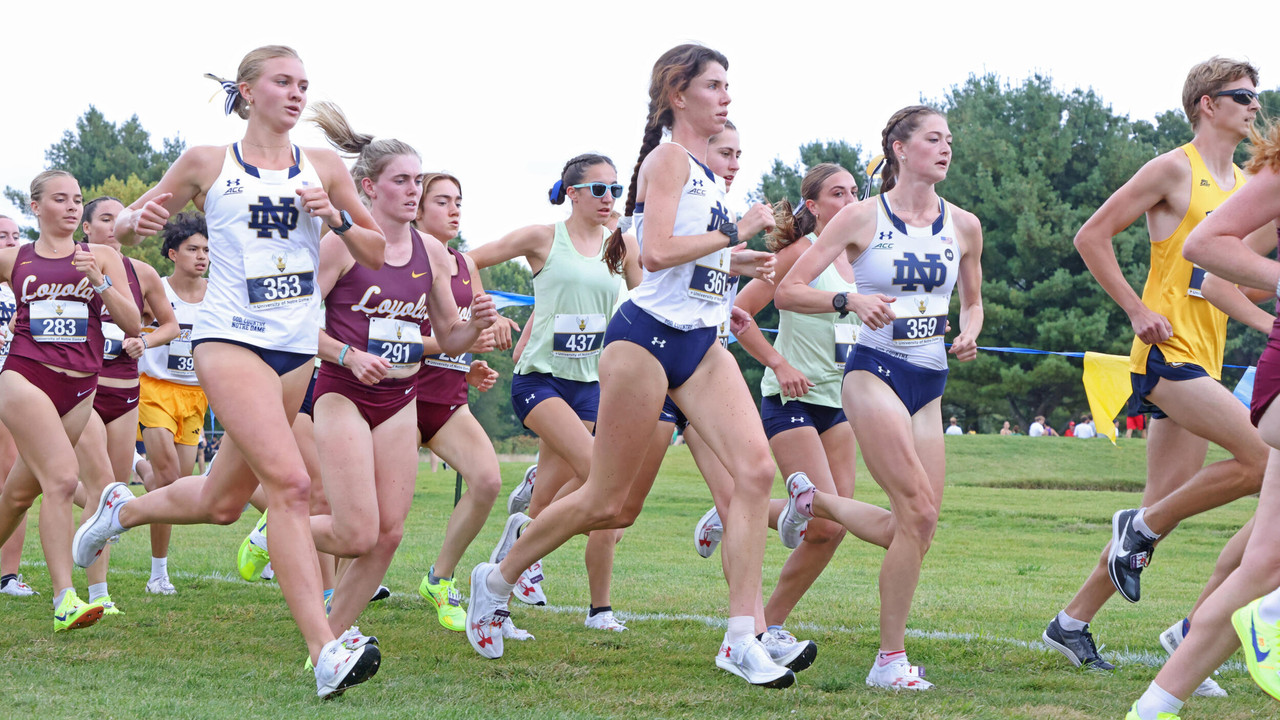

{"left": 77, "top": 389, "right": 93, "bottom": 397}
{"left": 462, "top": 279, "right": 471, "bottom": 285}
{"left": 412, "top": 271, "right": 428, "bottom": 278}
{"left": 1253, "top": 618, "right": 1271, "bottom": 663}
{"left": 19, "top": 261, "right": 31, "bottom": 266}
{"left": 127, "top": 397, "right": 138, "bottom": 404}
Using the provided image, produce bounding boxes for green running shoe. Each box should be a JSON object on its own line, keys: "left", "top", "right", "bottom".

{"left": 1233, "top": 596, "right": 1280, "bottom": 701}
{"left": 99, "top": 594, "right": 123, "bottom": 616}
{"left": 1124, "top": 703, "right": 1179, "bottom": 719}
{"left": 237, "top": 510, "right": 270, "bottom": 581}
{"left": 53, "top": 591, "right": 105, "bottom": 632}
{"left": 419, "top": 574, "right": 465, "bottom": 631}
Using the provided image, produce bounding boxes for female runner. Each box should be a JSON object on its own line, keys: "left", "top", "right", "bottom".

{"left": 71, "top": 46, "right": 388, "bottom": 697}
{"left": 0, "top": 170, "right": 140, "bottom": 631}
{"left": 468, "top": 152, "right": 641, "bottom": 631}
{"left": 0, "top": 215, "right": 32, "bottom": 598}
{"left": 775, "top": 105, "right": 984, "bottom": 690}
{"left": 464, "top": 44, "right": 792, "bottom": 688}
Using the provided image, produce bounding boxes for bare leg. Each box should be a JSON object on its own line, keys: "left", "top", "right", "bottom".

{"left": 0, "top": 417, "right": 23, "bottom": 579}
{"left": 425, "top": 407, "right": 500, "bottom": 579}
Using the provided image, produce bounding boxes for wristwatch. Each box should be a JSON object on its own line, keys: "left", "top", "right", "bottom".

{"left": 832, "top": 292, "right": 849, "bottom": 318}
{"left": 92, "top": 275, "right": 113, "bottom": 294}
{"left": 329, "top": 209, "right": 353, "bottom": 235}
{"left": 717, "top": 222, "right": 739, "bottom": 247}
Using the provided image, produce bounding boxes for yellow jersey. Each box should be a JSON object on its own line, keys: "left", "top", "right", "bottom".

{"left": 1129, "top": 143, "right": 1244, "bottom": 380}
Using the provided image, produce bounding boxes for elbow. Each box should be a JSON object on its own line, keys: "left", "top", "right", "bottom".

{"left": 640, "top": 245, "right": 672, "bottom": 272}
{"left": 1182, "top": 236, "right": 1208, "bottom": 266}
{"left": 774, "top": 283, "right": 798, "bottom": 312}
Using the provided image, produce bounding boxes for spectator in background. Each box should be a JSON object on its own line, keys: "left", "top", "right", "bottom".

{"left": 945, "top": 417, "right": 964, "bottom": 436}
{"left": 1076, "top": 414, "right": 1098, "bottom": 439}
{"left": 1000, "top": 421, "right": 1012, "bottom": 436}
{"left": 1064, "top": 421, "right": 1076, "bottom": 437}
{"left": 1030, "top": 416, "right": 1059, "bottom": 436}
{"left": 1124, "top": 393, "right": 1147, "bottom": 439}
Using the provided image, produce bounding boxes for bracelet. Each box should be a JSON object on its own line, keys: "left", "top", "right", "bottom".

{"left": 140, "top": 334, "right": 148, "bottom": 349}
{"left": 1274, "top": 274, "right": 1280, "bottom": 299}
{"left": 338, "top": 344, "right": 351, "bottom": 366}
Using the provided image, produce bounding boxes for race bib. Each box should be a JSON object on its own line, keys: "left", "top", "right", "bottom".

{"left": 244, "top": 249, "right": 315, "bottom": 309}
{"left": 167, "top": 323, "right": 195, "bottom": 377}
{"left": 31, "top": 299, "right": 88, "bottom": 343}
{"left": 367, "top": 317, "right": 424, "bottom": 370}
{"left": 834, "top": 323, "right": 858, "bottom": 366}
{"left": 424, "top": 351, "right": 473, "bottom": 373}
{"left": 1188, "top": 265, "right": 1206, "bottom": 298}
{"left": 717, "top": 318, "right": 731, "bottom": 349}
{"left": 552, "top": 313, "right": 606, "bottom": 358}
{"left": 891, "top": 294, "right": 948, "bottom": 346}
{"left": 688, "top": 249, "right": 732, "bottom": 302}
{"left": 102, "top": 321, "right": 125, "bottom": 360}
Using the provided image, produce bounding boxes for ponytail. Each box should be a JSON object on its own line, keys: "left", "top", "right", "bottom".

{"left": 1247, "top": 116, "right": 1280, "bottom": 175}
{"left": 309, "top": 100, "right": 419, "bottom": 204}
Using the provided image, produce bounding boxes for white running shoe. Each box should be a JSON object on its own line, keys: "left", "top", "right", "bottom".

{"left": 508, "top": 465, "right": 537, "bottom": 516}
{"left": 145, "top": 577, "right": 177, "bottom": 595}
{"left": 777, "top": 472, "right": 814, "bottom": 549}
{"left": 73, "top": 482, "right": 133, "bottom": 568}
{"left": 1157, "top": 618, "right": 1227, "bottom": 697}
{"left": 260, "top": 562, "right": 275, "bottom": 581}
{"left": 715, "top": 634, "right": 795, "bottom": 688}
{"left": 337, "top": 625, "right": 378, "bottom": 650}
{"left": 503, "top": 617, "right": 535, "bottom": 641}
{"left": 514, "top": 561, "right": 546, "bottom": 606}
{"left": 585, "top": 611, "right": 627, "bottom": 632}
{"left": 762, "top": 627, "right": 817, "bottom": 672}
{"left": 866, "top": 654, "right": 934, "bottom": 690}
{"left": 465, "top": 563, "right": 510, "bottom": 659}
{"left": 314, "top": 636, "right": 381, "bottom": 699}
{"left": 0, "top": 574, "right": 38, "bottom": 596}
{"left": 490, "top": 512, "right": 530, "bottom": 565}
{"left": 694, "top": 507, "right": 722, "bottom": 558}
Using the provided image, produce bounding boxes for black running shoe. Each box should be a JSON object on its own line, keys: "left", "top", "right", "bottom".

{"left": 1042, "top": 617, "right": 1115, "bottom": 670}
{"left": 1107, "top": 508, "right": 1155, "bottom": 603}
{"left": 370, "top": 585, "right": 391, "bottom": 603}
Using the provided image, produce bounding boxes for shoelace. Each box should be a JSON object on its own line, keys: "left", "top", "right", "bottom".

{"left": 1080, "top": 629, "right": 1105, "bottom": 661}
{"left": 446, "top": 587, "right": 462, "bottom": 606}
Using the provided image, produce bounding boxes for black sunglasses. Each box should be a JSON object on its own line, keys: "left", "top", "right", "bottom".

{"left": 571, "top": 182, "right": 624, "bottom": 199}
{"left": 1214, "top": 88, "right": 1259, "bottom": 106}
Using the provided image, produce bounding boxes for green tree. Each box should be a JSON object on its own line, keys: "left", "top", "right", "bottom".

{"left": 469, "top": 256, "right": 534, "bottom": 444}
{"left": 79, "top": 173, "right": 175, "bottom": 271}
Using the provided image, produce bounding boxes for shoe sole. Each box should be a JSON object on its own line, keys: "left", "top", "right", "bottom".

{"left": 321, "top": 645, "right": 382, "bottom": 699}
{"left": 716, "top": 659, "right": 796, "bottom": 689}
{"left": 780, "top": 641, "right": 818, "bottom": 673}
{"left": 1107, "top": 510, "right": 1139, "bottom": 603}
{"left": 778, "top": 474, "right": 812, "bottom": 550}
{"left": 72, "top": 483, "right": 127, "bottom": 568}
{"left": 694, "top": 508, "right": 721, "bottom": 559}
{"left": 1041, "top": 629, "right": 1084, "bottom": 667}
{"left": 56, "top": 605, "right": 105, "bottom": 632}
{"left": 466, "top": 564, "right": 504, "bottom": 659}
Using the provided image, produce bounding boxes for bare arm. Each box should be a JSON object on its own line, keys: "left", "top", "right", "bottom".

{"left": 425, "top": 240, "right": 497, "bottom": 355}
{"left": 125, "top": 262, "right": 178, "bottom": 358}
{"left": 307, "top": 148, "right": 384, "bottom": 270}
{"left": 83, "top": 246, "right": 142, "bottom": 335}
{"left": 949, "top": 208, "right": 985, "bottom": 362}
{"left": 115, "top": 146, "right": 224, "bottom": 245}
{"left": 733, "top": 241, "right": 814, "bottom": 398}
{"left": 466, "top": 225, "right": 553, "bottom": 273}
{"left": 1183, "top": 166, "right": 1280, "bottom": 294}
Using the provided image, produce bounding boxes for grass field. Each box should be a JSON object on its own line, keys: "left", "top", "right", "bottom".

{"left": 0, "top": 435, "right": 1266, "bottom": 719}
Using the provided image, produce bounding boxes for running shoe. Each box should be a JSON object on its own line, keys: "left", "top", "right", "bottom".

{"left": 419, "top": 574, "right": 466, "bottom": 632}
{"left": 715, "top": 634, "right": 795, "bottom": 688}
{"left": 777, "top": 472, "right": 814, "bottom": 549}
{"left": 1108, "top": 508, "right": 1155, "bottom": 603}
{"left": 514, "top": 561, "right": 546, "bottom": 606}
{"left": 337, "top": 625, "right": 378, "bottom": 650}
{"left": 314, "top": 636, "right": 381, "bottom": 699}
{"left": 762, "top": 627, "right": 818, "bottom": 672}
{"left": 1124, "top": 704, "right": 1179, "bottom": 720}
{"left": 370, "top": 585, "right": 391, "bottom": 602}
{"left": 694, "top": 507, "right": 722, "bottom": 558}
{"left": 503, "top": 617, "right": 535, "bottom": 641}
{"left": 1042, "top": 616, "right": 1114, "bottom": 670}
{"left": 490, "top": 512, "right": 529, "bottom": 565}
{"left": 260, "top": 562, "right": 274, "bottom": 581}
{"left": 1232, "top": 597, "right": 1280, "bottom": 701}
{"left": 865, "top": 653, "right": 933, "bottom": 690}
{"left": 1158, "top": 618, "right": 1227, "bottom": 697}
{"left": 508, "top": 464, "right": 537, "bottom": 516}
{"left": 0, "top": 574, "right": 38, "bottom": 596}
{"left": 584, "top": 611, "right": 627, "bottom": 632}
{"left": 72, "top": 482, "right": 133, "bottom": 568}
{"left": 146, "top": 577, "right": 177, "bottom": 595}
{"left": 98, "top": 594, "right": 123, "bottom": 616}
{"left": 53, "top": 591, "right": 105, "bottom": 632}
{"left": 237, "top": 510, "right": 270, "bottom": 582}
{"left": 465, "top": 563, "right": 510, "bottom": 659}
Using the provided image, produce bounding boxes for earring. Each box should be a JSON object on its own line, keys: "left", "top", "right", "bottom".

{"left": 899, "top": 155, "right": 905, "bottom": 161}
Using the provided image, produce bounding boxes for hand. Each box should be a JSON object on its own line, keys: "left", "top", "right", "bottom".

{"left": 736, "top": 202, "right": 776, "bottom": 239}
{"left": 774, "top": 360, "right": 815, "bottom": 399}
{"left": 469, "top": 293, "right": 499, "bottom": 331}
{"left": 948, "top": 332, "right": 978, "bottom": 362}
{"left": 343, "top": 348, "right": 391, "bottom": 385}
{"left": 73, "top": 248, "right": 105, "bottom": 286}
{"left": 466, "top": 359, "right": 499, "bottom": 392}
{"left": 850, "top": 293, "right": 896, "bottom": 329}
{"left": 133, "top": 193, "right": 173, "bottom": 237}
{"left": 728, "top": 305, "right": 753, "bottom": 336}
{"left": 489, "top": 317, "right": 519, "bottom": 351}
{"left": 1128, "top": 305, "right": 1173, "bottom": 345}
{"left": 470, "top": 327, "right": 497, "bottom": 354}
{"left": 296, "top": 185, "right": 340, "bottom": 227}
{"left": 122, "top": 336, "right": 148, "bottom": 359}
{"left": 728, "top": 245, "right": 776, "bottom": 282}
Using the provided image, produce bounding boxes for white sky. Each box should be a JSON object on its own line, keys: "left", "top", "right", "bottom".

{"left": 3, "top": 0, "right": 1277, "bottom": 250}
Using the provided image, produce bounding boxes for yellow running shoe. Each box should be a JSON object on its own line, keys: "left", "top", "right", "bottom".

{"left": 53, "top": 591, "right": 105, "bottom": 632}
{"left": 1232, "top": 597, "right": 1280, "bottom": 701}
{"left": 419, "top": 573, "right": 465, "bottom": 631}
{"left": 1124, "top": 704, "right": 1179, "bottom": 719}
{"left": 237, "top": 510, "right": 270, "bottom": 582}
{"left": 99, "top": 594, "right": 123, "bottom": 616}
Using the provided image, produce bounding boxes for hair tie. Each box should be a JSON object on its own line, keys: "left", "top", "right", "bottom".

{"left": 861, "top": 155, "right": 887, "bottom": 201}
{"left": 792, "top": 200, "right": 807, "bottom": 218}
{"left": 617, "top": 216, "right": 633, "bottom": 234}
{"left": 548, "top": 179, "right": 564, "bottom": 204}
{"left": 204, "top": 73, "right": 239, "bottom": 116}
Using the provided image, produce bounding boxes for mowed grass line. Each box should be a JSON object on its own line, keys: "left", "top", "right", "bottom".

{"left": 0, "top": 435, "right": 1265, "bottom": 719}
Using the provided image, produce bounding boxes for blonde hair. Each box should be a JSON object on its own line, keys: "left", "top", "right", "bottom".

{"left": 30, "top": 170, "right": 76, "bottom": 203}
{"left": 767, "top": 163, "right": 849, "bottom": 251}
{"left": 1183, "top": 57, "right": 1260, "bottom": 128}
{"left": 309, "top": 101, "right": 419, "bottom": 204}
{"left": 1246, "top": 118, "right": 1280, "bottom": 174}
{"left": 206, "top": 45, "right": 302, "bottom": 120}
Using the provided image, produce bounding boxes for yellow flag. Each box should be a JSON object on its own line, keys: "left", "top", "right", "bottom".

{"left": 1082, "top": 352, "right": 1131, "bottom": 445}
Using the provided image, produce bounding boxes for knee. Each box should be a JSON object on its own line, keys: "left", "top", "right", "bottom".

{"left": 43, "top": 475, "right": 80, "bottom": 505}
{"left": 207, "top": 501, "right": 245, "bottom": 526}
{"left": 270, "top": 473, "right": 314, "bottom": 511}
{"left": 733, "top": 462, "right": 776, "bottom": 502}
{"left": 1237, "top": 452, "right": 1267, "bottom": 495}
{"left": 583, "top": 498, "right": 626, "bottom": 530}
{"left": 802, "top": 518, "right": 846, "bottom": 545}
{"left": 469, "top": 472, "right": 501, "bottom": 506}
{"left": 374, "top": 523, "right": 405, "bottom": 557}
{"left": 897, "top": 498, "right": 938, "bottom": 547}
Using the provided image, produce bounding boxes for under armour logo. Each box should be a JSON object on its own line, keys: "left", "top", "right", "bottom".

{"left": 692, "top": 179, "right": 703, "bottom": 188}
{"left": 652, "top": 337, "right": 666, "bottom": 348}
{"left": 877, "top": 364, "right": 891, "bottom": 376}
{"left": 524, "top": 394, "right": 536, "bottom": 404}
{"left": 791, "top": 417, "right": 803, "bottom": 423}
{"left": 224, "top": 178, "right": 243, "bottom": 195}
{"left": 879, "top": 231, "right": 893, "bottom": 240}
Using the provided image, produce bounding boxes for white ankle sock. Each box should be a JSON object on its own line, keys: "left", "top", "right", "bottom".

{"left": 1134, "top": 681, "right": 1183, "bottom": 719}
{"left": 726, "top": 615, "right": 754, "bottom": 644}
{"left": 1258, "top": 587, "right": 1280, "bottom": 624}
{"left": 1057, "top": 610, "right": 1087, "bottom": 632}
{"left": 53, "top": 587, "right": 72, "bottom": 610}
{"left": 1132, "top": 508, "right": 1159, "bottom": 540}
{"left": 88, "top": 582, "right": 108, "bottom": 602}
{"left": 486, "top": 565, "right": 516, "bottom": 597}
{"left": 150, "top": 556, "right": 168, "bottom": 582}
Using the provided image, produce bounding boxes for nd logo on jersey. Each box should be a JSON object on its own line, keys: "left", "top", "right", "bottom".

{"left": 707, "top": 202, "right": 730, "bottom": 232}
{"left": 248, "top": 196, "right": 300, "bottom": 239}
{"left": 892, "top": 252, "right": 947, "bottom": 292}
